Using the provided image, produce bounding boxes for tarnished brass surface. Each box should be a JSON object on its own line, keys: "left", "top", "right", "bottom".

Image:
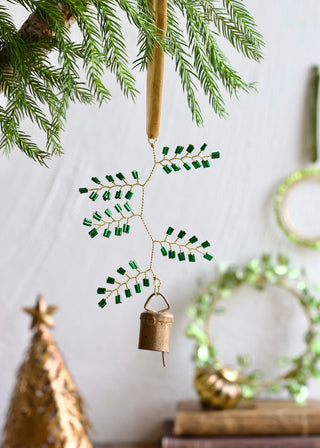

{"left": 194, "top": 367, "right": 241, "bottom": 409}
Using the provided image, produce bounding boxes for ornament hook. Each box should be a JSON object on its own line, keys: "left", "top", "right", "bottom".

{"left": 144, "top": 292, "right": 170, "bottom": 313}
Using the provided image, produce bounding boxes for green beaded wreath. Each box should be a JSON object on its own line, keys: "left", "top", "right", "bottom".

{"left": 275, "top": 168, "right": 320, "bottom": 249}
{"left": 186, "top": 254, "right": 320, "bottom": 403}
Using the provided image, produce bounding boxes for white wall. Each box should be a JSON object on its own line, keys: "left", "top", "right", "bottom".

{"left": 1, "top": 0, "right": 320, "bottom": 443}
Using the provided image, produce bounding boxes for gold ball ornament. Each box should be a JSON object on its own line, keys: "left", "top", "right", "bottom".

{"left": 194, "top": 367, "right": 241, "bottom": 409}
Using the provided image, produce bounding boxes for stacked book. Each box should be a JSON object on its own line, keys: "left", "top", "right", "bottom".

{"left": 162, "top": 400, "right": 320, "bottom": 448}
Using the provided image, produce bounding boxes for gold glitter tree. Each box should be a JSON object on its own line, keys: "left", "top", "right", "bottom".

{"left": 2, "top": 295, "right": 92, "bottom": 448}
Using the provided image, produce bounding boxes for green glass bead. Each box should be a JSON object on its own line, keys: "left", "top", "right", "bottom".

{"left": 115, "top": 203, "right": 122, "bottom": 213}
{"left": 201, "top": 240, "right": 210, "bottom": 248}
{"left": 103, "top": 191, "right": 111, "bottom": 200}
{"left": 178, "top": 252, "right": 186, "bottom": 261}
{"left": 200, "top": 143, "right": 207, "bottom": 151}
{"left": 171, "top": 164, "right": 181, "bottom": 172}
{"left": 134, "top": 283, "right": 142, "bottom": 293}
{"left": 143, "top": 278, "right": 150, "bottom": 287}
{"left": 117, "top": 267, "right": 126, "bottom": 275}
{"left": 132, "top": 170, "right": 139, "bottom": 179}
{"left": 169, "top": 250, "right": 176, "bottom": 259}
{"left": 125, "top": 288, "right": 132, "bottom": 298}
{"left": 204, "top": 252, "right": 213, "bottom": 261}
{"left": 115, "top": 190, "right": 122, "bottom": 199}
{"left": 105, "top": 208, "right": 112, "bottom": 217}
{"left": 124, "top": 202, "right": 132, "bottom": 212}
{"left": 103, "top": 229, "right": 111, "bottom": 238}
{"left": 163, "top": 165, "right": 172, "bottom": 174}
{"left": 116, "top": 172, "right": 125, "bottom": 181}
{"left": 177, "top": 230, "right": 186, "bottom": 239}
{"left": 106, "top": 175, "right": 114, "bottom": 182}
{"left": 129, "top": 260, "right": 138, "bottom": 269}
{"left": 115, "top": 227, "right": 122, "bottom": 236}
{"left": 125, "top": 190, "right": 133, "bottom": 200}
{"left": 188, "top": 254, "right": 196, "bottom": 262}
{"left": 91, "top": 177, "right": 101, "bottom": 184}
{"left": 192, "top": 160, "right": 201, "bottom": 169}
{"left": 97, "top": 287, "right": 106, "bottom": 294}
{"left": 166, "top": 227, "right": 174, "bottom": 235}
{"left": 83, "top": 218, "right": 92, "bottom": 227}
{"left": 93, "top": 212, "right": 102, "bottom": 221}
{"left": 189, "top": 235, "right": 198, "bottom": 244}
{"left": 123, "top": 224, "right": 130, "bottom": 234}
{"left": 186, "top": 144, "right": 195, "bottom": 153}
{"left": 183, "top": 163, "right": 191, "bottom": 171}
{"left": 115, "top": 295, "right": 122, "bottom": 304}
{"left": 202, "top": 160, "right": 210, "bottom": 168}
{"left": 79, "top": 187, "right": 88, "bottom": 194}
{"left": 175, "top": 145, "right": 183, "bottom": 154}
{"left": 89, "top": 192, "right": 98, "bottom": 201}
{"left": 106, "top": 276, "right": 115, "bottom": 284}
{"left": 89, "top": 228, "right": 98, "bottom": 238}
{"left": 211, "top": 151, "right": 220, "bottom": 159}
{"left": 162, "top": 146, "right": 169, "bottom": 155}
{"left": 98, "top": 299, "right": 107, "bottom": 308}
{"left": 161, "top": 246, "right": 168, "bottom": 256}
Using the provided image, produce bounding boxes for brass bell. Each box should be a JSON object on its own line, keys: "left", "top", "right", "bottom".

{"left": 138, "top": 293, "right": 174, "bottom": 365}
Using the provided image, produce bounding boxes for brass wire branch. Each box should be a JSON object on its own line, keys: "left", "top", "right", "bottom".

{"left": 79, "top": 142, "right": 220, "bottom": 306}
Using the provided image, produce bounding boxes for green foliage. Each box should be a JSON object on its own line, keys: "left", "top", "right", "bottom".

{"left": 186, "top": 254, "right": 320, "bottom": 403}
{"left": 0, "top": 0, "right": 263, "bottom": 164}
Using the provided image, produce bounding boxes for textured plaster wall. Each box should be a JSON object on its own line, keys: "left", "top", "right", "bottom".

{"left": 1, "top": 0, "right": 320, "bottom": 443}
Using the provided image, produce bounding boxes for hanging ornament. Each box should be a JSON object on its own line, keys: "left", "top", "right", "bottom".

{"left": 79, "top": 0, "right": 220, "bottom": 363}
{"left": 194, "top": 367, "right": 241, "bottom": 410}
{"left": 138, "top": 293, "right": 174, "bottom": 366}
{"left": 275, "top": 66, "right": 320, "bottom": 248}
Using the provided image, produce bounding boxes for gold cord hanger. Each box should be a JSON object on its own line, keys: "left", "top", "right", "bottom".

{"left": 146, "top": 0, "right": 167, "bottom": 141}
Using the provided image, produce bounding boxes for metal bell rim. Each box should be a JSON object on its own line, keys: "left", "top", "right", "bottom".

{"left": 139, "top": 309, "right": 174, "bottom": 323}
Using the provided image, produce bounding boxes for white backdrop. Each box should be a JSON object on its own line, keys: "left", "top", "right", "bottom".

{"left": 1, "top": 0, "right": 320, "bottom": 443}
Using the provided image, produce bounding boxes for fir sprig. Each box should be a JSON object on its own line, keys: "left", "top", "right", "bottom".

{"left": 0, "top": 0, "right": 263, "bottom": 163}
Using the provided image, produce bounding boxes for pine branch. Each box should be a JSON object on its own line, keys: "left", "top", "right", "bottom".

{"left": 178, "top": 0, "right": 227, "bottom": 117}
{"left": 223, "top": 0, "right": 264, "bottom": 52}
{"left": 166, "top": 2, "right": 203, "bottom": 125}
{"left": 0, "top": 5, "right": 17, "bottom": 43}
{"left": 133, "top": 0, "right": 158, "bottom": 70}
{"left": 77, "top": 8, "right": 111, "bottom": 105}
{"left": 179, "top": 0, "right": 255, "bottom": 111}
{"left": 92, "top": 0, "right": 138, "bottom": 99}
{"left": 203, "top": 1, "right": 263, "bottom": 62}
{"left": 0, "top": 0, "right": 264, "bottom": 163}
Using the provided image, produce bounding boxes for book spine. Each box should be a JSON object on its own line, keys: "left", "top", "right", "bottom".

{"left": 174, "top": 414, "right": 320, "bottom": 436}
{"left": 162, "top": 436, "right": 320, "bottom": 448}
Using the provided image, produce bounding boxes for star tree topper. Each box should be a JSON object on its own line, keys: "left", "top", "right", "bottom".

{"left": 23, "top": 295, "right": 58, "bottom": 329}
